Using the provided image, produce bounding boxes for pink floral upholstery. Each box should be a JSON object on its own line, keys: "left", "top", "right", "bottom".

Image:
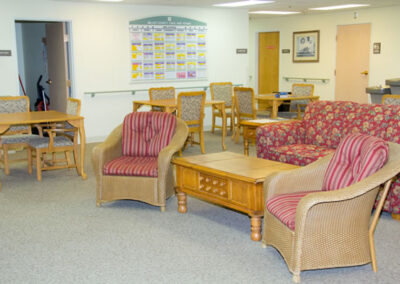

{"left": 267, "top": 144, "right": 335, "bottom": 166}
{"left": 122, "top": 112, "right": 176, "bottom": 157}
{"left": 266, "top": 191, "right": 320, "bottom": 231}
{"left": 103, "top": 156, "right": 158, "bottom": 177}
{"left": 322, "top": 133, "right": 388, "bottom": 191}
{"left": 257, "top": 100, "right": 400, "bottom": 214}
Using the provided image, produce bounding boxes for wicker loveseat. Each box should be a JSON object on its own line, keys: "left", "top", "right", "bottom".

{"left": 256, "top": 100, "right": 400, "bottom": 216}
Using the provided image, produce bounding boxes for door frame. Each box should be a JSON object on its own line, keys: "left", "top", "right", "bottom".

{"left": 14, "top": 19, "right": 75, "bottom": 106}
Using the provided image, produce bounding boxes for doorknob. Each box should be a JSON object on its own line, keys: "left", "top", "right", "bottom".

{"left": 361, "top": 70, "right": 369, "bottom": 75}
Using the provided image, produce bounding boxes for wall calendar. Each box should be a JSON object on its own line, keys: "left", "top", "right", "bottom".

{"left": 129, "top": 16, "right": 207, "bottom": 82}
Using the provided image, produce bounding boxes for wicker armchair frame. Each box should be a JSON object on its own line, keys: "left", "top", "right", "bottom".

{"left": 262, "top": 141, "right": 400, "bottom": 282}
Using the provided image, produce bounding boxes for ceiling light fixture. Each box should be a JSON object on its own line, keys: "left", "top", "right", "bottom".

{"left": 309, "top": 4, "right": 370, "bottom": 11}
{"left": 213, "top": 1, "right": 274, "bottom": 8}
{"left": 98, "top": 0, "right": 124, "bottom": 2}
{"left": 249, "top": 10, "right": 300, "bottom": 15}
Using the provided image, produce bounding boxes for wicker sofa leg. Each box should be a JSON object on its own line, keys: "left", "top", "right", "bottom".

{"left": 160, "top": 206, "right": 166, "bottom": 212}
{"left": 292, "top": 273, "right": 300, "bottom": 283}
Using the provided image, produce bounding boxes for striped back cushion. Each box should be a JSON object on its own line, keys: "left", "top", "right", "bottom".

{"left": 322, "top": 133, "right": 389, "bottom": 191}
{"left": 122, "top": 112, "right": 176, "bottom": 157}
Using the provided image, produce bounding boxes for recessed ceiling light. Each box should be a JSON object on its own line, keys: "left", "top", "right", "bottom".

{"left": 213, "top": 1, "right": 274, "bottom": 8}
{"left": 309, "top": 4, "right": 370, "bottom": 11}
{"left": 249, "top": 10, "right": 300, "bottom": 15}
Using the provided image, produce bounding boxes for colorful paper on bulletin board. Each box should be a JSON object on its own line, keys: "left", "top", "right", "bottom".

{"left": 129, "top": 16, "right": 207, "bottom": 82}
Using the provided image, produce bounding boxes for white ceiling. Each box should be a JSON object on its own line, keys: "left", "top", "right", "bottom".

{"left": 53, "top": 0, "right": 400, "bottom": 18}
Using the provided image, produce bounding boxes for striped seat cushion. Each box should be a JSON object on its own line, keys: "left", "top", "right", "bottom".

{"left": 103, "top": 156, "right": 158, "bottom": 177}
{"left": 322, "top": 133, "right": 389, "bottom": 191}
{"left": 122, "top": 112, "right": 176, "bottom": 157}
{"left": 266, "top": 191, "right": 320, "bottom": 231}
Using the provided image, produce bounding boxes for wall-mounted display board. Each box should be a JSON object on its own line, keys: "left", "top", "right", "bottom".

{"left": 129, "top": 16, "right": 207, "bottom": 82}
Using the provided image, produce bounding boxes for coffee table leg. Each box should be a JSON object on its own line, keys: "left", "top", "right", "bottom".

{"left": 177, "top": 191, "right": 187, "bottom": 213}
{"left": 250, "top": 216, "right": 262, "bottom": 241}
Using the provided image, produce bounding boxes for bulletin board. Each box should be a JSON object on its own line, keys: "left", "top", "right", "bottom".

{"left": 129, "top": 16, "right": 207, "bottom": 82}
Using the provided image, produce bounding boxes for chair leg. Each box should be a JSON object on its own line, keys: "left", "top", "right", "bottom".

{"left": 72, "top": 148, "right": 80, "bottom": 176}
{"left": 211, "top": 113, "right": 215, "bottom": 133}
{"left": 65, "top": 151, "right": 72, "bottom": 167}
{"left": 27, "top": 147, "right": 32, "bottom": 174}
{"left": 200, "top": 130, "right": 205, "bottom": 154}
{"left": 160, "top": 206, "right": 166, "bottom": 212}
{"left": 35, "top": 150, "right": 42, "bottom": 181}
{"left": 3, "top": 145, "right": 10, "bottom": 175}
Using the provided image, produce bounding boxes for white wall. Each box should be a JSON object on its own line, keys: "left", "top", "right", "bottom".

{"left": 249, "top": 5, "right": 400, "bottom": 101}
{"left": 0, "top": 0, "right": 249, "bottom": 141}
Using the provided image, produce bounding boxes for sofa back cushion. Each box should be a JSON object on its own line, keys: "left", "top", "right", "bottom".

{"left": 322, "top": 133, "right": 388, "bottom": 191}
{"left": 303, "top": 101, "right": 400, "bottom": 148}
{"left": 122, "top": 112, "right": 177, "bottom": 157}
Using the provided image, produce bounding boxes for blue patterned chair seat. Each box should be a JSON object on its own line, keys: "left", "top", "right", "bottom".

{"left": 28, "top": 136, "right": 74, "bottom": 149}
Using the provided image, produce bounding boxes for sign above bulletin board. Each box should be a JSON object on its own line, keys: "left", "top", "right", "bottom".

{"left": 129, "top": 16, "right": 207, "bottom": 82}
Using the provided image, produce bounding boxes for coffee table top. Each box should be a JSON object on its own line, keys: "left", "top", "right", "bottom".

{"left": 172, "top": 152, "right": 298, "bottom": 183}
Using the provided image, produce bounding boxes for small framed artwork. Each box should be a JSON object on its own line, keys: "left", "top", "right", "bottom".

{"left": 373, "top": 42, "right": 381, "bottom": 54}
{"left": 293, "top": 30, "right": 320, "bottom": 63}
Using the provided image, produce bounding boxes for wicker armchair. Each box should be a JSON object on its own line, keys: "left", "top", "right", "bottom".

{"left": 92, "top": 112, "right": 188, "bottom": 211}
{"left": 262, "top": 134, "right": 400, "bottom": 282}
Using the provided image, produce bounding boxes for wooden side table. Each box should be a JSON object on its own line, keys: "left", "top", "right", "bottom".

{"left": 173, "top": 152, "right": 298, "bottom": 241}
{"left": 241, "top": 118, "right": 293, "bottom": 156}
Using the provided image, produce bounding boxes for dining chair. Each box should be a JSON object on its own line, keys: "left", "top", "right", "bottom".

{"left": 210, "top": 82, "right": 234, "bottom": 134}
{"left": 0, "top": 96, "right": 38, "bottom": 175}
{"left": 149, "top": 87, "right": 175, "bottom": 112}
{"left": 233, "top": 87, "right": 257, "bottom": 143}
{"left": 291, "top": 83, "right": 314, "bottom": 119}
{"left": 92, "top": 111, "right": 188, "bottom": 211}
{"left": 262, "top": 133, "right": 399, "bottom": 282}
{"left": 177, "top": 91, "right": 206, "bottom": 154}
{"left": 27, "top": 98, "right": 82, "bottom": 181}
{"left": 382, "top": 94, "right": 400, "bottom": 105}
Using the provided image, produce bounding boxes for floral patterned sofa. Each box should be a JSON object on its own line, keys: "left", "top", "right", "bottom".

{"left": 256, "top": 100, "right": 400, "bottom": 215}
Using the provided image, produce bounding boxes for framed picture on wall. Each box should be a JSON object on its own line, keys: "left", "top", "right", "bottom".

{"left": 293, "top": 30, "right": 320, "bottom": 63}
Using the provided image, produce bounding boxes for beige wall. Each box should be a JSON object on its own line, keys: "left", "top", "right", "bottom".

{"left": 249, "top": 5, "right": 400, "bottom": 101}
{"left": 0, "top": 0, "right": 249, "bottom": 141}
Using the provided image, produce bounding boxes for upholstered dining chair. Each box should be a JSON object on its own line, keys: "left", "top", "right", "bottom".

{"left": 280, "top": 84, "right": 315, "bottom": 119}
{"left": 382, "top": 94, "right": 400, "bottom": 105}
{"left": 261, "top": 133, "right": 400, "bottom": 283}
{"left": 210, "top": 82, "right": 234, "bottom": 134}
{"left": 177, "top": 91, "right": 206, "bottom": 154}
{"left": 233, "top": 87, "right": 257, "bottom": 143}
{"left": 0, "top": 96, "right": 38, "bottom": 175}
{"left": 149, "top": 87, "right": 175, "bottom": 112}
{"left": 92, "top": 111, "right": 188, "bottom": 211}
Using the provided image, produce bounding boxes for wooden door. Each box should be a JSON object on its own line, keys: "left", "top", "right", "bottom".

{"left": 46, "top": 22, "right": 69, "bottom": 112}
{"left": 258, "top": 32, "right": 279, "bottom": 94}
{"left": 335, "top": 24, "right": 371, "bottom": 103}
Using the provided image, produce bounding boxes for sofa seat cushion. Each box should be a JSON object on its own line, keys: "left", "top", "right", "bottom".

{"left": 122, "top": 112, "right": 176, "bottom": 157}
{"left": 267, "top": 144, "right": 335, "bottom": 166}
{"left": 267, "top": 190, "right": 321, "bottom": 231}
{"left": 322, "top": 133, "right": 389, "bottom": 191}
{"left": 103, "top": 156, "right": 158, "bottom": 177}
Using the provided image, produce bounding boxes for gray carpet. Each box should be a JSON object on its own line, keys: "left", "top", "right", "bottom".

{"left": 1, "top": 130, "right": 399, "bottom": 283}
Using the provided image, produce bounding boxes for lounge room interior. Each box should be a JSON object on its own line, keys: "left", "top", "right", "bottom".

{"left": 1, "top": 0, "right": 400, "bottom": 283}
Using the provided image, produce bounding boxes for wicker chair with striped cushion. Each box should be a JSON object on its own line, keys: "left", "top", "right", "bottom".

{"left": 92, "top": 111, "right": 188, "bottom": 211}
{"left": 262, "top": 133, "right": 400, "bottom": 283}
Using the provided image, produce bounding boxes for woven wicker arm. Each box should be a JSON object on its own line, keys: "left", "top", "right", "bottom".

{"left": 91, "top": 124, "right": 123, "bottom": 181}
{"left": 256, "top": 120, "right": 305, "bottom": 155}
{"left": 264, "top": 154, "right": 332, "bottom": 200}
{"left": 157, "top": 118, "right": 189, "bottom": 202}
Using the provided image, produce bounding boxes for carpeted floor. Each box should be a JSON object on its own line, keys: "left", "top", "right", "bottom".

{"left": 0, "top": 130, "right": 399, "bottom": 283}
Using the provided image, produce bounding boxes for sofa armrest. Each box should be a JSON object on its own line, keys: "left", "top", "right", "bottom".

{"left": 256, "top": 120, "right": 305, "bottom": 158}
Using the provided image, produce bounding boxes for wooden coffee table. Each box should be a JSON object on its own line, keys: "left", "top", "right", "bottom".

{"left": 173, "top": 152, "right": 298, "bottom": 241}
